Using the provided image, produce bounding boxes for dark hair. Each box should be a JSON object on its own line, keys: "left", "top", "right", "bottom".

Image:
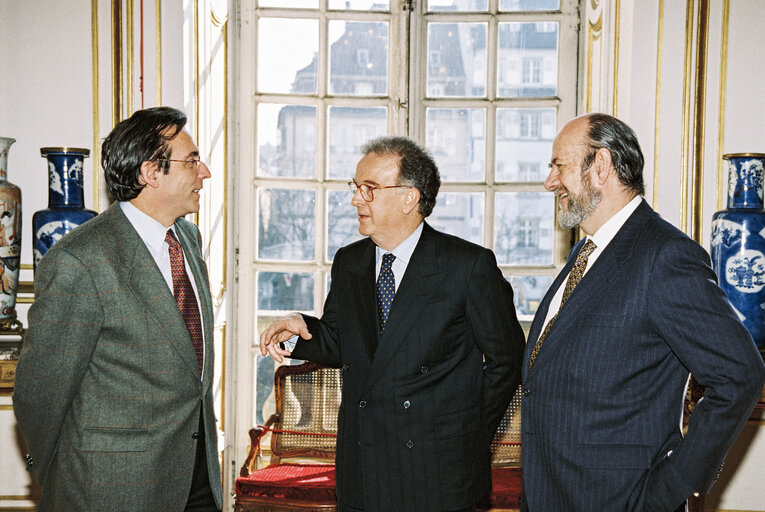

{"left": 580, "top": 113, "right": 645, "bottom": 196}
{"left": 101, "top": 106, "right": 188, "bottom": 201}
{"left": 360, "top": 136, "right": 441, "bottom": 218}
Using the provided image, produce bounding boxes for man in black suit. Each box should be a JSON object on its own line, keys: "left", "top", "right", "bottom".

{"left": 521, "top": 113, "right": 765, "bottom": 511}
{"left": 260, "top": 136, "right": 525, "bottom": 512}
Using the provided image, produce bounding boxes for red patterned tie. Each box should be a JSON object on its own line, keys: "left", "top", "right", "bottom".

{"left": 166, "top": 229, "right": 204, "bottom": 373}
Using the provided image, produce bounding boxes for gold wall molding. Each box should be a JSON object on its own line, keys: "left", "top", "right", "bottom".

{"left": 690, "top": 0, "right": 710, "bottom": 244}
{"left": 585, "top": 6, "right": 603, "bottom": 113}
{"left": 127, "top": 0, "right": 134, "bottom": 114}
{"left": 652, "top": 0, "right": 664, "bottom": 210}
{"left": 679, "top": 0, "right": 695, "bottom": 233}
{"left": 92, "top": 0, "right": 101, "bottom": 212}
{"left": 611, "top": 0, "right": 621, "bottom": 116}
{"left": 112, "top": 0, "right": 123, "bottom": 126}
{"left": 716, "top": 0, "right": 730, "bottom": 211}
{"left": 156, "top": 0, "right": 162, "bottom": 105}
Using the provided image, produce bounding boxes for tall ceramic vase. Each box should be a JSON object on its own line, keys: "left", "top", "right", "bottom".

{"left": 0, "top": 137, "right": 22, "bottom": 321}
{"left": 711, "top": 153, "right": 765, "bottom": 350}
{"left": 32, "top": 147, "right": 97, "bottom": 272}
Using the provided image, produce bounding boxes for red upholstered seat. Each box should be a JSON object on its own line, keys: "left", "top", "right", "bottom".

{"left": 234, "top": 363, "right": 523, "bottom": 511}
{"left": 235, "top": 464, "right": 521, "bottom": 510}
{"left": 486, "top": 467, "right": 522, "bottom": 509}
{"left": 235, "top": 463, "right": 337, "bottom": 504}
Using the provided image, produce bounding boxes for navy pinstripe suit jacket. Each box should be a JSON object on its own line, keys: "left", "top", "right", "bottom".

{"left": 292, "top": 222, "right": 525, "bottom": 512}
{"left": 520, "top": 199, "right": 765, "bottom": 512}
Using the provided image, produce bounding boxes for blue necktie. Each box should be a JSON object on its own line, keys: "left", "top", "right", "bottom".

{"left": 376, "top": 253, "right": 396, "bottom": 331}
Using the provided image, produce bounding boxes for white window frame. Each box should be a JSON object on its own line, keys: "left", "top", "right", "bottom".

{"left": 230, "top": 0, "right": 581, "bottom": 490}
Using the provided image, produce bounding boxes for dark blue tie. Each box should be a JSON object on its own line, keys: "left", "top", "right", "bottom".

{"left": 376, "top": 253, "right": 396, "bottom": 331}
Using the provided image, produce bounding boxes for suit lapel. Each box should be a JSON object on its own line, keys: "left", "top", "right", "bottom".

{"left": 111, "top": 204, "right": 203, "bottom": 380}
{"left": 364, "top": 224, "right": 447, "bottom": 392}
{"left": 348, "top": 240, "right": 379, "bottom": 361}
{"left": 526, "top": 200, "right": 651, "bottom": 374}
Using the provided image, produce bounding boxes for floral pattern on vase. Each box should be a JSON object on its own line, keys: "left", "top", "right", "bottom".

{"left": 0, "top": 137, "right": 22, "bottom": 320}
{"left": 33, "top": 147, "right": 97, "bottom": 271}
{"left": 711, "top": 153, "right": 765, "bottom": 348}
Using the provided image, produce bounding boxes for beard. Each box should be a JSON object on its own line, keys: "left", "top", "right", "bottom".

{"left": 558, "top": 172, "right": 602, "bottom": 229}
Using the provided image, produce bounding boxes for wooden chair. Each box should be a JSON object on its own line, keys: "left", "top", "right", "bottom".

{"left": 235, "top": 362, "right": 522, "bottom": 511}
{"left": 480, "top": 387, "right": 523, "bottom": 512}
{"left": 235, "top": 362, "right": 341, "bottom": 512}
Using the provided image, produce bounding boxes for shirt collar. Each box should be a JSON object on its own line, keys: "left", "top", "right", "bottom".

{"left": 120, "top": 201, "right": 176, "bottom": 254}
{"left": 589, "top": 195, "right": 642, "bottom": 249}
{"left": 376, "top": 222, "right": 424, "bottom": 265}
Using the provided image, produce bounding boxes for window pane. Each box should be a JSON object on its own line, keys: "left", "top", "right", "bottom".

{"left": 427, "top": 108, "right": 485, "bottom": 182}
{"left": 257, "top": 271, "right": 315, "bottom": 311}
{"left": 258, "top": 18, "right": 318, "bottom": 94}
{"left": 508, "top": 275, "right": 553, "bottom": 321}
{"left": 429, "top": 192, "right": 484, "bottom": 245}
{"left": 499, "top": 0, "right": 560, "bottom": 10}
{"left": 329, "top": 0, "right": 389, "bottom": 10}
{"left": 428, "top": 23, "right": 487, "bottom": 97}
{"left": 494, "top": 192, "right": 553, "bottom": 265}
{"left": 258, "top": 0, "right": 317, "bottom": 7}
{"left": 427, "top": 0, "right": 488, "bottom": 11}
{"left": 258, "top": 104, "right": 317, "bottom": 178}
{"left": 329, "top": 21, "right": 389, "bottom": 96}
{"left": 258, "top": 188, "right": 316, "bottom": 261}
{"left": 327, "top": 190, "right": 363, "bottom": 261}
{"left": 327, "top": 106, "right": 387, "bottom": 180}
{"left": 497, "top": 22, "right": 558, "bottom": 97}
{"left": 496, "top": 107, "right": 556, "bottom": 182}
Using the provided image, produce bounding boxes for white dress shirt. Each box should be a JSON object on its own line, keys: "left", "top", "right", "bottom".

{"left": 120, "top": 201, "right": 206, "bottom": 372}
{"left": 282, "top": 222, "right": 425, "bottom": 352}
{"left": 375, "top": 222, "right": 424, "bottom": 291}
{"left": 536, "top": 195, "right": 642, "bottom": 340}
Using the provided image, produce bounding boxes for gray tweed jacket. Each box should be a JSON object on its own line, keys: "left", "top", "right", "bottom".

{"left": 13, "top": 202, "right": 222, "bottom": 511}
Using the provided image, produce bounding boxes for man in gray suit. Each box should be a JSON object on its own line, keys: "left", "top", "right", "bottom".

{"left": 521, "top": 113, "right": 765, "bottom": 511}
{"left": 13, "top": 107, "right": 222, "bottom": 511}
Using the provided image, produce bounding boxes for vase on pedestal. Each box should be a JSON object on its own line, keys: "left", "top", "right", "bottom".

{"left": 711, "top": 153, "right": 765, "bottom": 350}
{"left": 0, "top": 137, "right": 22, "bottom": 323}
{"left": 33, "top": 147, "right": 97, "bottom": 272}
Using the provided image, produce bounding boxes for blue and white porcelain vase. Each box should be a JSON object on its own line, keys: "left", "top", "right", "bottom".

{"left": 0, "top": 137, "right": 22, "bottom": 321}
{"left": 32, "top": 147, "right": 97, "bottom": 272}
{"left": 711, "top": 153, "right": 765, "bottom": 349}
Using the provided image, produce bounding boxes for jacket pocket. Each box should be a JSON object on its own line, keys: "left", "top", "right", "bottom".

{"left": 81, "top": 427, "right": 149, "bottom": 452}
{"left": 577, "top": 443, "right": 653, "bottom": 469}
{"left": 436, "top": 404, "right": 479, "bottom": 439}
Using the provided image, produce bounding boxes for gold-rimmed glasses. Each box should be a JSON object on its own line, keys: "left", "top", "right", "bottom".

{"left": 348, "top": 180, "right": 407, "bottom": 202}
{"left": 155, "top": 157, "right": 204, "bottom": 169}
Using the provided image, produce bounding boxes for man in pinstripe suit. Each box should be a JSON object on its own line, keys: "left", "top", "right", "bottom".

{"left": 521, "top": 113, "right": 765, "bottom": 511}
{"left": 260, "top": 136, "right": 525, "bottom": 512}
{"left": 14, "top": 107, "right": 222, "bottom": 511}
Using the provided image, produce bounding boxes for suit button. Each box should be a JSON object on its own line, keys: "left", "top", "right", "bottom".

{"left": 403, "top": 400, "right": 411, "bottom": 409}
{"left": 420, "top": 366, "right": 429, "bottom": 374}
{"left": 342, "top": 364, "right": 349, "bottom": 371}
{"left": 406, "top": 440, "right": 414, "bottom": 448}
{"left": 522, "top": 387, "right": 531, "bottom": 396}
{"left": 359, "top": 400, "right": 367, "bottom": 408}
{"left": 191, "top": 432, "right": 200, "bottom": 439}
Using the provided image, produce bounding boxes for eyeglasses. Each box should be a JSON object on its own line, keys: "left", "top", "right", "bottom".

{"left": 348, "top": 180, "right": 407, "bottom": 202}
{"left": 155, "top": 157, "right": 204, "bottom": 169}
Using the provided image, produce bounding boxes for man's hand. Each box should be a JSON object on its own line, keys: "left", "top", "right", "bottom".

{"left": 259, "top": 312, "right": 312, "bottom": 363}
